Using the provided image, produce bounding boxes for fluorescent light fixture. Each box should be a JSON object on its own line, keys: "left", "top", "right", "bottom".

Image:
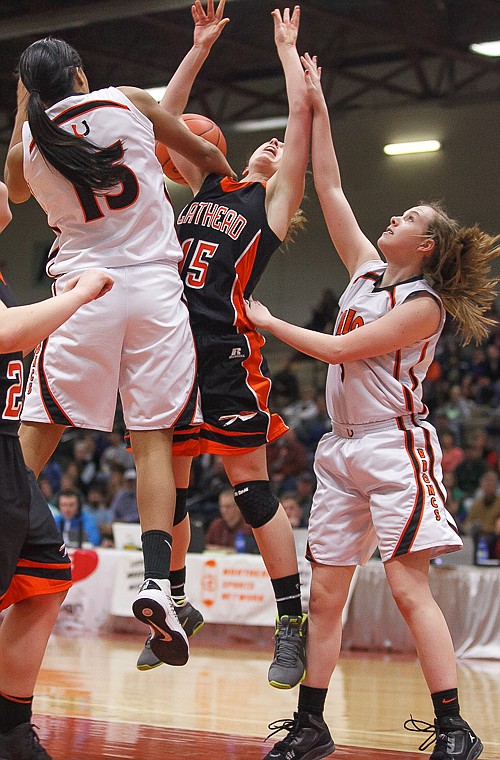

{"left": 469, "top": 40, "right": 500, "bottom": 57}
{"left": 145, "top": 86, "right": 166, "bottom": 102}
{"left": 384, "top": 140, "right": 441, "bottom": 156}
{"left": 230, "top": 116, "right": 288, "bottom": 133}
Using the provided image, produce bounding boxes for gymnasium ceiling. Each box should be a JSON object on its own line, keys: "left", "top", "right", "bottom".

{"left": 0, "top": 0, "right": 499, "bottom": 144}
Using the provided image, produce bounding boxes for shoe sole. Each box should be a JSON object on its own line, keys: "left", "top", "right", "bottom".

{"left": 468, "top": 740, "right": 484, "bottom": 760}
{"left": 135, "top": 613, "right": 204, "bottom": 671}
{"left": 132, "top": 597, "right": 189, "bottom": 666}
{"left": 266, "top": 739, "right": 335, "bottom": 760}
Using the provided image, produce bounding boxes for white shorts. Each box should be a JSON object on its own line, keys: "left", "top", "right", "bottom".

{"left": 308, "top": 420, "right": 462, "bottom": 565}
{"left": 22, "top": 263, "right": 200, "bottom": 432}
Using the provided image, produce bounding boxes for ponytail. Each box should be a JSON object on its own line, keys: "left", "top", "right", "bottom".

{"left": 19, "top": 38, "right": 123, "bottom": 194}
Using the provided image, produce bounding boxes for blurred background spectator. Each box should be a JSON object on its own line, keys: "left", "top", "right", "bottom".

{"left": 280, "top": 492, "right": 306, "bottom": 529}
{"left": 204, "top": 489, "right": 253, "bottom": 552}
{"left": 54, "top": 488, "right": 101, "bottom": 548}
{"left": 110, "top": 468, "right": 139, "bottom": 523}
{"left": 462, "top": 469, "right": 500, "bottom": 538}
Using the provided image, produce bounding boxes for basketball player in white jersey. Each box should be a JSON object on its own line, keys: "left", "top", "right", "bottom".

{"left": 4, "top": 37, "right": 234, "bottom": 669}
{"left": 245, "top": 55, "right": 498, "bottom": 760}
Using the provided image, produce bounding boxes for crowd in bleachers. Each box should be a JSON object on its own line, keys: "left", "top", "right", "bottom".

{"left": 37, "top": 298, "right": 500, "bottom": 562}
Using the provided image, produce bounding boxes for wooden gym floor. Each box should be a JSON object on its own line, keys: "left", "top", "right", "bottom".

{"left": 31, "top": 624, "right": 499, "bottom": 759}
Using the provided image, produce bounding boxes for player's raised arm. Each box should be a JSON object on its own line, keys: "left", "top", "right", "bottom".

{"left": 265, "top": 6, "right": 312, "bottom": 241}
{"left": 301, "top": 53, "right": 378, "bottom": 276}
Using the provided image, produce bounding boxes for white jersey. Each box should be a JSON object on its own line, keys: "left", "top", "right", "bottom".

{"left": 326, "top": 259, "right": 446, "bottom": 426}
{"left": 22, "top": 87, "right": 181, "bottom": 277}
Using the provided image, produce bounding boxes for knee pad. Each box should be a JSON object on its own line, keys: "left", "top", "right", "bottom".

{"left": 233, "top": 480, "right": 279, "bottom": 529}
{"left": 173, "top": 488, "right": 188, "bottom": 526}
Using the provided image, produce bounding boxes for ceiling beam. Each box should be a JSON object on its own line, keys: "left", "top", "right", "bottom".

{"left": 0, "top": 0, "right": 197, "bottom": 41}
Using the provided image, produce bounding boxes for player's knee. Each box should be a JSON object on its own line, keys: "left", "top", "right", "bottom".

{"left": 233, "top": 480, "right": 279, "bottom": 529}
{"left": 173, "top": 488, "right": 188, "bottom": 526}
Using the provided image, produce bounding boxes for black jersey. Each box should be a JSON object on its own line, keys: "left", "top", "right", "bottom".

{"left": 0, "top": 272, "right": 23, "bottom": 436}
{"left": 177, "top": 174, "right": 281, "bottom": 334}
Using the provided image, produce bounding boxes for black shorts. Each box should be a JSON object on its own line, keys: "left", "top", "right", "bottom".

{"left": 0, "top": 435, "right": 72, "bottom": 611}
{"left": 194, "top": 331, "right": 287, "bottom": 455}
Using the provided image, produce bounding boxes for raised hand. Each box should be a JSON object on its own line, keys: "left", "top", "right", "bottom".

{"left": 192, "top": 0, "right": 229, "bottom": 50}
{"left": 272, "top": 5, "right": 300, "bottom": 50}
{"left": 300, "top": 52, "right": 324, "bottom": 109}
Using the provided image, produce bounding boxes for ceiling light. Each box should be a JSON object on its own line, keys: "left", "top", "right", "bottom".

{"left": 384, "top": 140, "right": 441, "bottom": 156}
{"left": 230, "top": 116, "right": 288, "bottom": 133}
{"left": 469, "top": 40, "right": 500, "bottom": 57}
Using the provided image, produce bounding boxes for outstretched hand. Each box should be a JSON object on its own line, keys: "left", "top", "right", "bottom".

{"left": 272, "top": 5, "right": 300, "bottom": 49}
{"left": 300, "top": 52, "right": 324, "bottom": 108}
{"left": 244, "top": 296, "right": 274, "bottom": 329}
{"left": 192, "top": 0, "right": 229, "bottom": 50}
{"left": 62, "top": 268, "right": 114, "bottom": 303}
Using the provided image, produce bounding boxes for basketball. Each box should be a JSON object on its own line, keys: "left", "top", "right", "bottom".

{"left": 155, "top": 114, "right": 227, "bottom": 185}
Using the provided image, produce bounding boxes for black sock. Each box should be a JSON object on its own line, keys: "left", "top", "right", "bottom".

{"left": 432, "top": 688, "right": 460, "bottom": 719}
{"left": 141, "top": 530, "right": 172, "bottom": 580}
{"left": 271, "top": 574, "right": 302, "bottom": 618}
{"left": 170, "top": 567, "right": 186, "bottom": 600}
{"left": 0, "top": 692, "right": 33, "bottom": 734}
{"left": 298, "top": 684, "right": 328, "bottom": 718}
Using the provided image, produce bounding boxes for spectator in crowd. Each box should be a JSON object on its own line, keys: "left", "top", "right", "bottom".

{"left": 440, "top": 430, "right": 465, "bottom": 474}
{"left": 282, "top": 386, "right": 318, "bottom": 432}
{"left": 295, "top": 393, "right": 330, "bottom": 452}
{"left": 488, "top": 515, "right": 500, "bottom": 561}
{"left": 188, "top": 455, "right": 231, "bottom": 527}
{"left": 40, "top": 458, "right": 62, "bottom": 495}
{"left": 267, "top": 428, "right": 309, "bottom": 493}
{"left": 303, "top": 288, "right": 339, "bottom": 335}
{"left": 110, "top": 468, "right": 140, "bottom": 523}
{"left": 271, "top": 356, "right": 301, "bottom": 411}
{"left": 295, "top": 471, "right": 316, "bottom": 523}
{"left": 474, "top": 343, "right": 500, "bottom": 406}
{"left": 83, "top": 482, "right": 113, "bottom": 528}
{"left": 204, "top": 489, "right": 252, "bottom": 551}
{"left": 58, "top": 460, "right": 80, "bottom": 494}
{"left": 107, "top": 464, "right": 126, "bottom": 503}
{"left": 462, "top": 469, "right": 500, "bottom": 537}
{"left": 436, "top": 384, "right": 473, "bottom": 446}
{"left": 475, "top": 429, "right": 498, "bottom": 469}
{"left": 54, "top": 488, "right": 101, "bottom": 548}
{"left": 37, "top": 474, "right": 59, "bottom": 518}
{"left": 100, "top": 426, "right": 135, "bottom": 475}
{"left": 281, "top": 493, "right": 306, "bottom": 529}
{"left": 72, "top": 435, "right": 100, "bottom": 495}
{"left": 454, "top": 439, "right": 489, "bottom": 503}
{"left": 442, "top": 471, "right": 468, "bottom": 533}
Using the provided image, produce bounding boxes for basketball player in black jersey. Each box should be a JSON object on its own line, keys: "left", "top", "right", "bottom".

{"left": 0, "top": 181, "right": 114, "bottom": 760}
{"left": 136, "top": 2, "right": 312, "bottom": 690}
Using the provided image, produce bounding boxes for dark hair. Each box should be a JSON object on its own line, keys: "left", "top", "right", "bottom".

{"left": 57, "top": 488, "right": 82, "bottom": 511}
{"left": 18, "top": 37, "right": 123, "bottom": 193}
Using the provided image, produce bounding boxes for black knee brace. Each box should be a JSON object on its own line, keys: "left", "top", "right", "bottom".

{"left": 233, "top": 480, "right": 279, "bottom": 529}
{"left": 173, "top": 488, "right": 188, "bottom": 526}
